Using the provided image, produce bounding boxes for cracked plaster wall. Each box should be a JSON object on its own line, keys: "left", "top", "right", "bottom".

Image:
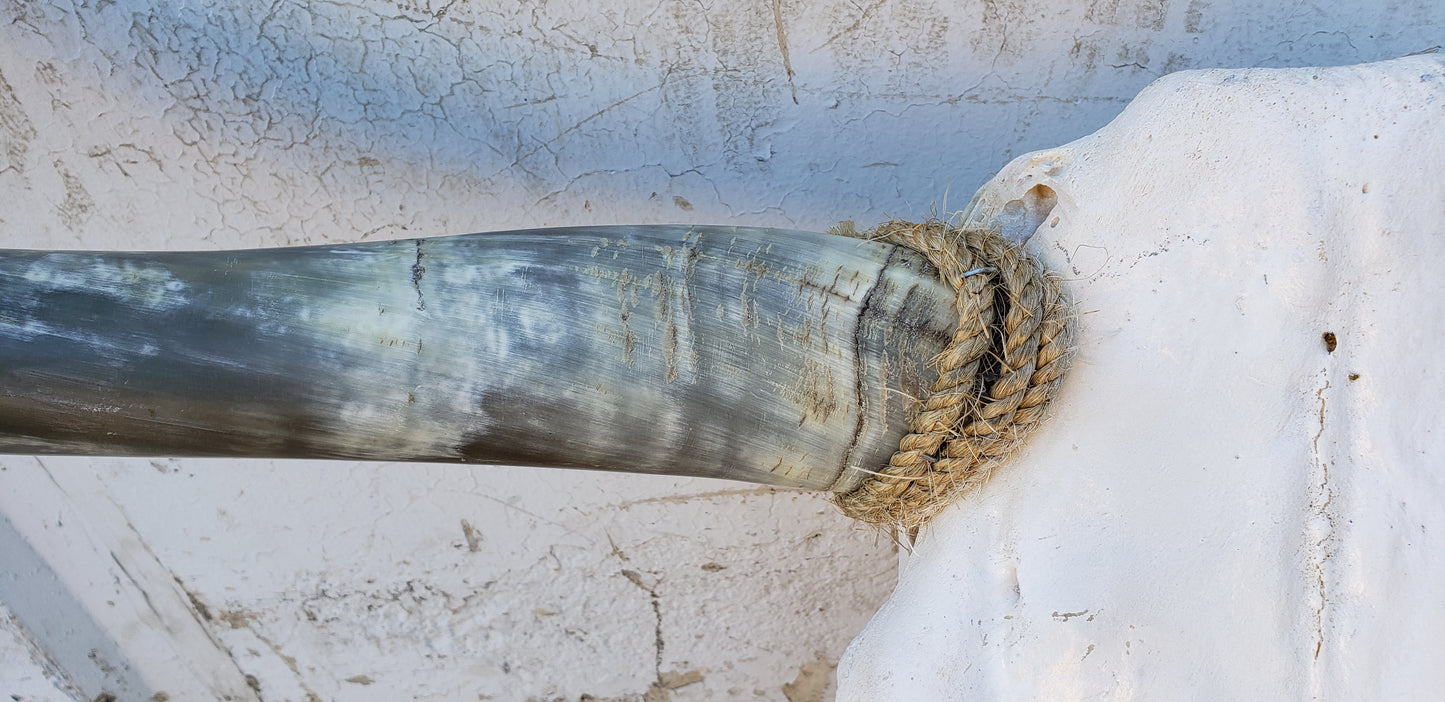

{"left": 0, "top": 0, "right": 1439, "bottom": 700}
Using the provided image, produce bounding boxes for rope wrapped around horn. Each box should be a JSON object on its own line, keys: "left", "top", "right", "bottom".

{"left": 832, "top": 220, "right": 1073, "bottom": 532}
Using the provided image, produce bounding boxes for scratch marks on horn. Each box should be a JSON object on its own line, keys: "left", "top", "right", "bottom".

{"left": 785, "top": 357, "right": 839, "bottom": 426}
{"left": 658, "top": 271, "right": 680, "bottom": 383}
{"left": 653, "top": 232, "right": 704, "bottom": 384}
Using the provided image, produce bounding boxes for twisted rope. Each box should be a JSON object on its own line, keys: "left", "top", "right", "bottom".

{"left": 834, "top": 219, "right": 1073, "bottom": 531}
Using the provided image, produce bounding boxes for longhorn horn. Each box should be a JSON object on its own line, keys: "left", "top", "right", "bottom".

{"left": 0, "top": 224, "right": 958, "bottom": 495}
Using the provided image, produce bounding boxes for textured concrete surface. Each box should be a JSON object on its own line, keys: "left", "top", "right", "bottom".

{"left": 839, "top": 54, "right": 1445, "bottom": 699}
{"left": 0, "top": 603, "right": 79, "bottom": 702}
{"left": 0, "top": 0, "right": 1439, "bottom": 700}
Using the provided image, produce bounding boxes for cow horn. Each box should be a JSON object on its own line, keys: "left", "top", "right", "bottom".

{"left": 0, "top": 225, "right": 960, "bottom": 494}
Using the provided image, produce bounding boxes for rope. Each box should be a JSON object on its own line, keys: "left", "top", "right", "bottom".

{"left": 833, "top": 219, "right": 1073, "bottom": 532}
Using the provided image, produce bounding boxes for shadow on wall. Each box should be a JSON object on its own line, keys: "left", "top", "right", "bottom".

{"left": 5, "top": 0, "right": 1438, "bottom": 243}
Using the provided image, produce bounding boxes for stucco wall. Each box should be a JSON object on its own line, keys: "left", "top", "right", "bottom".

{"left": 0, "top": 0, "right": 1439, "bottom": 700}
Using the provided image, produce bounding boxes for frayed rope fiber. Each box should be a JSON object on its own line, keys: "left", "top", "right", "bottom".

{"left": 832, "top": 219, "right": 1074, "bottom": 531}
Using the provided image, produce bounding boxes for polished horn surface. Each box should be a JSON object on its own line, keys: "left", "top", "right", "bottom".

{"left": 0, "top": 225, "right": 954, "bottom": 491}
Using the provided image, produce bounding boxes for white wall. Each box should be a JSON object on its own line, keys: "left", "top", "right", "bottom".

{"left": 0, "top": 0, "right": 1439, "bottom": 700}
